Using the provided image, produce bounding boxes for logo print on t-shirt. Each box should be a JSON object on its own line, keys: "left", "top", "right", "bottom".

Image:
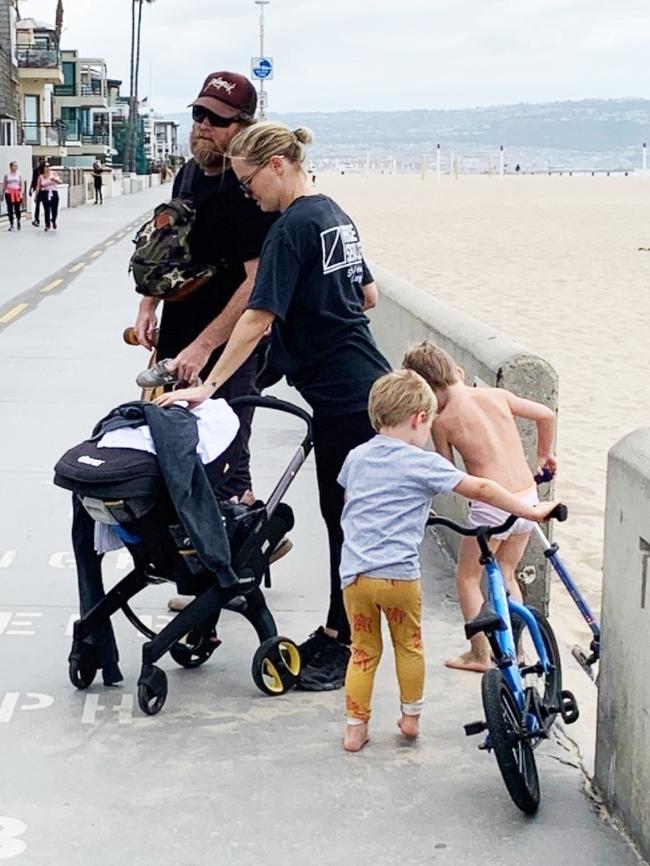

{"left": 320, "top": 223, "right": 363, "bottom": 274}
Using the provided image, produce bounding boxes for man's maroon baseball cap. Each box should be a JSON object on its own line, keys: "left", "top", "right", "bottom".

{"left": 189, "top": 71, "right": 257, "bottom": 120}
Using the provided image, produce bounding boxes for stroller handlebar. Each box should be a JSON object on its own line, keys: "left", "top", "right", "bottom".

{"left": 229, "top": 395, "right": 313, "bottom": 437}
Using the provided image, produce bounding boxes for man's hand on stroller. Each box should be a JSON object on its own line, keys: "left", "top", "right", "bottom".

{"left": 154, "top": 382, "right": 214, "bottom": 408}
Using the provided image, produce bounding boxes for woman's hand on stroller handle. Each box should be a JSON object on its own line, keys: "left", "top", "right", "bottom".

{"left": 154, "top": 382, "right": 214, "bottom": 408}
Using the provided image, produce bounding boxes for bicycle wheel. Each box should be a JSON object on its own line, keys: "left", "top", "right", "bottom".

{"left": 512, "top": 606, "right": 562, "bottom": 719}
{"left": 481, "top": 667, "right": 540, "bottom": 815}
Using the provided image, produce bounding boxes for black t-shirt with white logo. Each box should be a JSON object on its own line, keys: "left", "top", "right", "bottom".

{"left": 157, "top": 164, "right": 277, "bottom": 371}
{"left": 247, "top": 194, "right": 390, "bottom": 415}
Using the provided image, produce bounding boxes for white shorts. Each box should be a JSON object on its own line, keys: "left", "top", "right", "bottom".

{"left": 467, "top": 484, "right": 538, "bottom": 540}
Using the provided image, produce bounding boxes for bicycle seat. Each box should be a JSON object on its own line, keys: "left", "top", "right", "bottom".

{"left": 465, "top": 601, "right": 508, "bottom": 640}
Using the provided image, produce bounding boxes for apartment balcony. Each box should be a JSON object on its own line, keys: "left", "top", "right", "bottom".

{"left": 19, "top": 121, "right": 68, "bottom": 156}
{"left": 54, "top": 78, "right": 107, "bottom": 107}
{"left": 16, "top": 47, "right": 63, "bottom": 83}
{"left": 81, "top": 132, "right": 109, "bottom": 146}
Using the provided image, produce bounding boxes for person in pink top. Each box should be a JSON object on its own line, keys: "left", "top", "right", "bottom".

{"left": 36, "top": 164, "right": 61, "bottom": 231}
{"left": 3, "top": 161, "right": 23, "bottom": 231}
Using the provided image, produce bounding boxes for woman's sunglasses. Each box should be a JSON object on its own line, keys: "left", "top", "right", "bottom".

{"left": 238, "top": 157, "right": 284, "bottom": 196}
{"left": 192, "top": 105, "right": 236, "bottom": 128}
{"left": 238, "top": 163, "right": 266, "bottom": 196}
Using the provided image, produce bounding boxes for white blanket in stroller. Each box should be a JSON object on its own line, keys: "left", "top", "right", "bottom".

{"left": 93, "top": 399, "right": 239, "bottom": 555}
{"left": 97, "top": 399, "right": 239, "bottom": 464}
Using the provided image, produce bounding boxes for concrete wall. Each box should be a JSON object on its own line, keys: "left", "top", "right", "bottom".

{"left": 595, "top": 427, "right": 650, "bottom": 861}
{"left": 368, "top": 262, "right": 559, "bottom": 611}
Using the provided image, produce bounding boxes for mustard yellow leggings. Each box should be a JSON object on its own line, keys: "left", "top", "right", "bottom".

{"left": 343, "top": 576, "right": 424, "bottom": 723}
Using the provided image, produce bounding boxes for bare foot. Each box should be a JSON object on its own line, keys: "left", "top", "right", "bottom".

{"left": 343, "top": 722, "right": 369, "bottom": 752}
{"left": 444, "top": 651, "right": 491, "bottom": 673}
{"left": 397, "top": 714, "right": 420, "bottom": 739}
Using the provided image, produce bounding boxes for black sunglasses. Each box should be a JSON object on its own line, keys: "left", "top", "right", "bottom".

{"left": 238, "top": 162, "right": 266, "bottom": 196}
{"left": 192, "top": 105, "right": 237, "bottom": 128}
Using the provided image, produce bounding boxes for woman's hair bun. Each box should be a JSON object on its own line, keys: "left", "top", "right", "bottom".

{"left": 293, "top": 126, "right": 315, "bottom": 146}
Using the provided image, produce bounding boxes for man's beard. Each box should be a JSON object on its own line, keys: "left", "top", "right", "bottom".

{"left": 190, "top": 130, "right": 228, "bottom": 171}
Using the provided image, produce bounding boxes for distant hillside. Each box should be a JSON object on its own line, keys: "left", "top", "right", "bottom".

{"left": 164, "top": 98, "right": 650, "bottom": 171}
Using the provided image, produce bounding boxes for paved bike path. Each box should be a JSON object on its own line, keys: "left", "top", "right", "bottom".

{"left": 0, "top": 223, "right": 644, "bottom": 865}
{"left": 0, "top": 184, "right": 166, "bottom": 321}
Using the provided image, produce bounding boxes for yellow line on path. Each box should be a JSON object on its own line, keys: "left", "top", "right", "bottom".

{"left": 104, "top": 240, "right": 114, "bottom": 246}
{"left": 40, "top": 278, "right": 64, "bottom": 294}
{"left": 0, "top": 303, "right": 29, "bottom": 324}
{"left": 69, "top": 262, "right": 85, "bottom": 273}
{"left": 90, "top": 249, "right": 103, "bottom": 258}
{"left": 115, "top": 232, "right": 125, "bottom": 239}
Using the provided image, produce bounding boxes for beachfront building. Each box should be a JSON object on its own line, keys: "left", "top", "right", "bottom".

{"left": 142, "top": 111, "right": 179, "bottom": 167}
{"left": 0, "top": 0, "right": 19, "bottom": 146}
{"left": 52, "top": 49, "right": 111, "bottom": 166}
{"left": 15, "top": 18, "right": 66, "bottom": 163}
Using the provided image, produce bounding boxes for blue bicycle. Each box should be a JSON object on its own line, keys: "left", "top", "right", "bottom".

{"left": 429, "top": 505, "right": 580, "bottom": 814}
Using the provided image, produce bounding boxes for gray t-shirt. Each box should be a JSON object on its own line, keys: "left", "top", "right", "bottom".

{"left": 337, "top": 435, "right": 466, "bottom": 588}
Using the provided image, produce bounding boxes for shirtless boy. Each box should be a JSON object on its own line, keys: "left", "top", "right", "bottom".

{"left": 403, "top": 341, "right": 557, "bottom": 673}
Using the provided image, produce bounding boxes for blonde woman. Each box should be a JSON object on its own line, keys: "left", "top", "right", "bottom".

{"left": 156, "top": 121, "right": 390, "bottom": 691}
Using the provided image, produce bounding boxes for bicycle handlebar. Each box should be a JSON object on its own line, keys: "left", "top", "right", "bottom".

{"left": 427, "top": 503, "right": 568, "bottom": 537}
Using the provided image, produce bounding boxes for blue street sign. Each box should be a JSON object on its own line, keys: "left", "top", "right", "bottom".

{"left": 252, "top": 57, "right": 273, "bottom": 80}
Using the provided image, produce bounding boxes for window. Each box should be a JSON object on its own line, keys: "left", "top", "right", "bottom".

{"left": 23, "top": 95, "right": 40, "bottom": 144}
{"left": 62, "top": 62, "right": 75, "bottom": 87}
{"left": 0, "top": 119, "right": 17, "bottom": 146}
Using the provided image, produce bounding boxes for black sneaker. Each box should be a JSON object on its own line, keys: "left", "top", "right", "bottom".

{"left": 297, "top": 626, "right": 331, "bottom": 668}
{"left": 297, "top": 639, "right": 350, "bottom": 691}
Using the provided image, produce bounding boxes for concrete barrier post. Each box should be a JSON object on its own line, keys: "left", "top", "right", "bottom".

{"left": 368, "top": 263, "right": 559, "bottom": 612}
{"left": 595, "top": 428, "right": 650, "bottom": 861}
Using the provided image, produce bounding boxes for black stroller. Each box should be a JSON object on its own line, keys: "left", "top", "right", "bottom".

{"left": 54, "top": 395, "right": 312, "bottom": 716}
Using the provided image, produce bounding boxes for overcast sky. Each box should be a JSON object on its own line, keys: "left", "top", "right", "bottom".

{"left": 17, "top": 0, "right": 650, "bottom": 116}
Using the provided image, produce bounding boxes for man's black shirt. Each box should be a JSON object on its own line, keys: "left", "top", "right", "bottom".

{"left": 157, "top": 162, "right": 277, "bottom": 369}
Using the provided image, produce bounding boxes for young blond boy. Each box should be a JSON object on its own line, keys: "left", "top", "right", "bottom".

{"left": 338, "top": 369, "right": 559, "bottom": 752}
{"left": 403, "top": 342, "right": 557, "bottom": 674}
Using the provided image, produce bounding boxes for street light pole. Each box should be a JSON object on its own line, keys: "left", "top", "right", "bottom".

{"left": 254, "top": 0, "right": 269, "bottom": 119}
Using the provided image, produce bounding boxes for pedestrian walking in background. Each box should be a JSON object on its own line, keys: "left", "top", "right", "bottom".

{"left": 36, "top": 164, "right": 61, "bottom": 232}
{"left": 92, "top": 160, "right": 104, "bottom": 204}
{"left": 3, "top": 161, "right": 23, "bottom": 231}
{"left": 29, "top": 156, "right": 46, "bottom": 226}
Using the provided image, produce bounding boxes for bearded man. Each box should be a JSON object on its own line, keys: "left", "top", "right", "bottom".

{"left": 133, "top": 71, "right": 277, "bottom": 504}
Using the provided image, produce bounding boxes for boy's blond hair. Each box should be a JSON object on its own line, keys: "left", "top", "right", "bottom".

{"left": 368, "top": 369, "right": 437, "bottom": 432}
{"left": 402, "top": 341, "right": 459, "bottom": 391}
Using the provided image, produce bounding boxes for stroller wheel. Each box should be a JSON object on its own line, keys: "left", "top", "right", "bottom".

{"left": 170, "top": 626, "right": 221, "bottom": 669}
{"left": 68, "top": 641, "right": 98, "bottom": 690}
{"left": 137, "top": 664, "right": 168, "bottom": 715}
{"left": 251, "top": 637, "right": 301, "bottom": 696}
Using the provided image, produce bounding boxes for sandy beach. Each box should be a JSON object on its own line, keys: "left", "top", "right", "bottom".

{"left": 320, "top": 172, "right": 650, "bottom": 646}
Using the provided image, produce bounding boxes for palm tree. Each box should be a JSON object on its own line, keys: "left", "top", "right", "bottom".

{"left": 54, "top": 0, "right": 64, "bottom": 49}
{"left": 127, "top": 0, "right": 155, "bottom": 173}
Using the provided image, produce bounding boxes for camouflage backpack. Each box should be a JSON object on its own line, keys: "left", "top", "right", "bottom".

{"left": 129, "top": 161, "right": 216, "bottom": 302}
